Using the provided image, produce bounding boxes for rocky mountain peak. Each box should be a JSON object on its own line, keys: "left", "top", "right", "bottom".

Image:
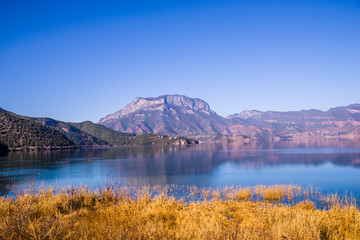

{"left": 163, "top": 95, "right": 211, "bottom": 111}
{"left": 228, "top": 110, "right": 263, "bottom": 120}
{"left": 98, "top": 94, "right": 212, "bottom": 123}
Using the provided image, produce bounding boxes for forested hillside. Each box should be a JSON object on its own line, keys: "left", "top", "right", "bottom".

{"left": 0, "top": 109, "right": 76, "bottom": 150}
{"left": 70, "top": 121, "right": 134, "bottom": 145}
{"left": 0, "top": 108, "right": 197, "bottom": 151}
{"left": 31, "top": 118, "right": 108, "bottom": 146}
{"left": 71, "top": 121, "right": 198, "bottom": 145}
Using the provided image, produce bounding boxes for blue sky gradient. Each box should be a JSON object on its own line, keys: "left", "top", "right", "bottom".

{"left": 1, "top": 0, "right": 359, "bottom": 122}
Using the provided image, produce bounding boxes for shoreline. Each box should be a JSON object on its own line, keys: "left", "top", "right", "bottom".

{"left": 1, "top": 184, "right": 359, "bottom": 239}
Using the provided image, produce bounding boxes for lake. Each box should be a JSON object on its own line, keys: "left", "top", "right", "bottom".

{"left": 1, "top": 141, "right": 360, "bottom": 197}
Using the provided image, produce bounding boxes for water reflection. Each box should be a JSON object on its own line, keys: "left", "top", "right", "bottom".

{"left": 1, "top": 141, "right": 360, "bottom": 196}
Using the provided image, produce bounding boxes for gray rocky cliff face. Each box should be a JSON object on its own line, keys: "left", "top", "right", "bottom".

{"left": 97, "top": 94, "right": 231, "bottom": 137}
{"left": 98, "top": 94, "right": 213, "bottom": 123}
{"left": 228, "top": 110, "right": 263, "bottom": 120}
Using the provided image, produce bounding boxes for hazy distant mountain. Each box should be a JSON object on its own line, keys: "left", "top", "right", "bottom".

{"left": 228, "top": 104, "right": 360, "bottom": 123}
{"left": 0, "top": 108, "right": 76, "bottom": 150}
{"left": 98, "top": 95, "right": 360, "bottom": 142}
{"left": 228, "top": 104, "right": 360, "bottom": 141}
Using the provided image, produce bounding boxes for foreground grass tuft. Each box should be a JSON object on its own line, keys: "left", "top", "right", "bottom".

{"left": 0, "top": 185, "right": 359, "bottom": 239}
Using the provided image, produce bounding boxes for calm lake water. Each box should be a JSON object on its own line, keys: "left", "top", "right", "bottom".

{"left": 1, "top": 141, "right": 360, "bottom": 197}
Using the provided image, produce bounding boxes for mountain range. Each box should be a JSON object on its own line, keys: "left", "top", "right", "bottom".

{"left": 2, "top": 94, "right": 359, "bottom": 151}
{"left": 0, "top": 108, "right": 198, "bottom": 151}
{"left": 98, "top": 95, "right": 360, "bottom": 142}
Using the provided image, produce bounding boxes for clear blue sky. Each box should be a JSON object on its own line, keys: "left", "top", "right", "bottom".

{"left": 1, "top": 0, "right": 359, "bottom": 122}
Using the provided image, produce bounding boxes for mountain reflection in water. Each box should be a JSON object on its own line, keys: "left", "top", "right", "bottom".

{"left": 1, "top": 140, "right": 360, "bottom": 197}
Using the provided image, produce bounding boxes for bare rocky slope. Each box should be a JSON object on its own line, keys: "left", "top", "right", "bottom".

{"left": 98, "top": 95, "right": 232, "bottom": 137}
{"left": 98, "top": 95, "right": 360, "bottom": 142}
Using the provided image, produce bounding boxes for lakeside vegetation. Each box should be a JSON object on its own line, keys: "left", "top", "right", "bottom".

{"left": 1, "top": 184, "right": 359, "bottom": 239}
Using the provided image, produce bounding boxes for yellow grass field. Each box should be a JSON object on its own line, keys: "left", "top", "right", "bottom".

{"left": 0, "top": 184, "right": 359, "bottom": 239}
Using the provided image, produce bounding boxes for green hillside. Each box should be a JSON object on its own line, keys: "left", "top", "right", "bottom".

{"left": 0, "top": 108, "right": 198, "bottom": 151}
{"left": 0, "top": 109, "right": 76, "bottom": 150}
{"left": 30, "top": 118, "right": 108, "bottom": 146}
{"left": 71, "top": 121, "right": 198, "bottom": 146}
{"left": 70, "top": 121, "right": 134, "bottom": 145}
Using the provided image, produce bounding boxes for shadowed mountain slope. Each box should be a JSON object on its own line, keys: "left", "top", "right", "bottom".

{"left": 30, "top": 118, "right": 108, "bottom": 146}
{"left": 71, "top": 121, "right": 197, "bottom": 146}
{"left": 69, "top": 121, "right": 134, "bottom": 145}
{"left": 0, "top": 108, "right": 76, "bottom": 150}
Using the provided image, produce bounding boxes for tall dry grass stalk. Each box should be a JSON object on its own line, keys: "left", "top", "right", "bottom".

{"left": 0, "top": 184, "right": 359, "bottom": 239}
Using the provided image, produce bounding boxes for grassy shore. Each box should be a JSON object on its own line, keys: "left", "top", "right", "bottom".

{"left": 0, "top": 184, "right": 359, "bottom": 239}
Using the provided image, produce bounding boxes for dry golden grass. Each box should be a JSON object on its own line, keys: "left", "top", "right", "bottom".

{"left": 0, "top": 184, "right": 359, "bottom": 240}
